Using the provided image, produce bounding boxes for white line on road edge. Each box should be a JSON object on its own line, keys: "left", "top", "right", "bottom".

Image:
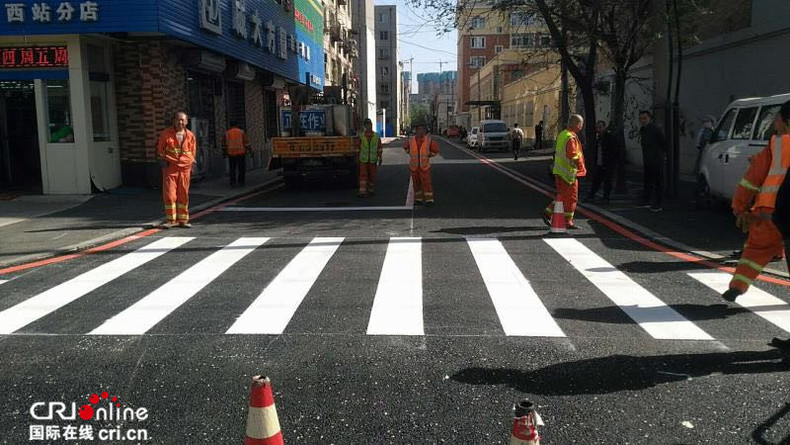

{"left": 545, "top": 238, "right": 714, "bottom": 340}
{"left": 688, "top": 272, "right": 790, "bottom": 334}
{"left": 0, "top": 237, "right": 193, "bottom": 335}
{"left": 90, "top": 237, "right": 268, "bottom": 335}
{"left": 219, "top": 206, "right": 413, "bottom": 212}
{"left": 0, "top": 279, "right": 8, "bottom": 285}
{"left": 405, "top": 176, "right": 414, "bottom": 207}
{"left": 367, "top": 237, "right": 424, "bottom": 335}
{"left": 226, "top": 237, "right": 344, "bottom": 334}
{"left": 468, "top": 238, "right": 565, "bottom": 337}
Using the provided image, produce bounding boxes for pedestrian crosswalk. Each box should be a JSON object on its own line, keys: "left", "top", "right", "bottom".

{"left": 1, "top": 235, "right": 789, "bottom": 344}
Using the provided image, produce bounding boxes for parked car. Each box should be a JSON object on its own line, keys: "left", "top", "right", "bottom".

{"left": 467, "top": 126, "right": 479, "bottom": 148}
{"left": 698, "top": 93, "right": 790, "bottom": 207}
{"left": 477, "top": 120, "right": 509, "bottom": 152}
{"left": 446, "top": 125, "right": 460, "bottom": 138}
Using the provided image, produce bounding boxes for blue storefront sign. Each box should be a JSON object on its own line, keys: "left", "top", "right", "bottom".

{"left": 0, "top": 0, "right": 324, "bottom": 89}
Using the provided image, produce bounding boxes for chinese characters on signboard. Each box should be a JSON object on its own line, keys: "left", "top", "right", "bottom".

{"left": 0, "top": 46, "right": 68, "bottom": 68}
{"left": 4, "top": 2, "right": 98, "bottom": 23}
{"left": 197, "top": 0, "right": 315, "bottom": 66}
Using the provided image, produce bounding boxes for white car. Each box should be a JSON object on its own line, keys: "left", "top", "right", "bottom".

{"left": 698, "top": 93, "right": 790, "bottom": 206}
{"left": 467, "top": 126, "right": 479, "bottom": 148}
{"left": 477, "top": 120, "right": 510, "bottom": 152}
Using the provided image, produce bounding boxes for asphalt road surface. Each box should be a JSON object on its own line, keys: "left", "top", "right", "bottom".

{"left": 1, "top": 138, "right": 789, "bottom": 444}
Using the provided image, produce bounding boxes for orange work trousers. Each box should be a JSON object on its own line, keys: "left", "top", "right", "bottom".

{"left": 543, "top": 176, "right": 578, "bottom": 225}
{"left": 411, "top": 168, "right": 433, "bottom": 203}
{"left": 358, "top": 162, "right": 378, "bottom": 194}
{"left": 162, "top": 165, "right": 191, "bottom": 223}
{"left": 730, "top": 218, "right": 785, "bottom": 292}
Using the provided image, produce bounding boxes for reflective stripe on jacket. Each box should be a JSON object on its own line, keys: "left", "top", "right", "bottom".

{"left": 360, "top": 133, "right": 381, "bottom": 163}
{"left": 157, "top": 127, "right": 196, "bottom": 170}
{"left": 753, "top": 134, "right": 790, "bottom": 209}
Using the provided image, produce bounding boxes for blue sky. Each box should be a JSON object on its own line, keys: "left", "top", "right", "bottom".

{"left": 375, "top": 0, "right": 458, "bottom": 92}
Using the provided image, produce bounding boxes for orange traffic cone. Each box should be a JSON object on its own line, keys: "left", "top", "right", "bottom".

{"left": 510, "top": 400, "right": 543, "bottom": 445}
{"left": 549, "top": 199, "right": 566, "bottom": 234}
{"left": 244, "top": 376, "right": 284, "bottom": 445}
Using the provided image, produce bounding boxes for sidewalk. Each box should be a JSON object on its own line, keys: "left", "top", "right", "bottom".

{"left": 0, "top": 168, "right": 281, "bottom": 269}
{"left": 440, "top": 137, "right": 789, "bottom": 278}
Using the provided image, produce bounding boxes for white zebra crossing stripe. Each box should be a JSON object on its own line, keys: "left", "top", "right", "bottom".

{"left": 367, "top": 237, "right": 424, "bottom": 335}
{"left": 688, "top": 272, "right": 790, "bottom": 334}
{"left": 545, "top": 238, "right": 714, "bottom": 340}
{"left": 0, "top": 279, "right": 7, "bottom": 285}
{"left": 0, "top": 237, "right": 193, "bottom": 335}
{"left": 90, "top": 237, "right": 269, "bottom": 335}
{"left": 468, "top": 238, "right": 565, "bottom": 337}
{"left": 226, "top": 237, "right": 344, "bottom": 335}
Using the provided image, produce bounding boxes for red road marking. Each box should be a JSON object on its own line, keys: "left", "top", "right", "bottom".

{"left": 0, "top": 183, "right": 282, "bottom": 275}
{"left": 462, "top": 145, "right": 790, "bottom": 287}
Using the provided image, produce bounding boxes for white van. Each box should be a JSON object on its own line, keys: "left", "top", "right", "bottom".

{"left": 476, "top": 120, "right": 509, "bottom": 152}
{"left": 698, "top": 93, "right": 790, "bottom": 204}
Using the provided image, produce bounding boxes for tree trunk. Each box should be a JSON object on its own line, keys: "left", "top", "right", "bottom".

{"left": 578, "top": 77, "right": 597, "bottom": 159}
{"left": 611, "top": 70, "right": 628, "bottom": 195}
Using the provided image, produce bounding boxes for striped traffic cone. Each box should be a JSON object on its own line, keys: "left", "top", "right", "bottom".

{"left": 244, "top": 376, "right": 284, "bottom": 445}
{"left": 509, "top": 400, "right": 543, "bottom": 445}
{"left": 549, "top": 199, "right": 567, "bottom": 234}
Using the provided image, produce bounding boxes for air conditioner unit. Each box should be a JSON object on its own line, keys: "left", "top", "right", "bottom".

{"left": 182, "top": 50, "right": 226, "bottom": 74}
{"left": 227, "top": 61, "right": 256, "bottom": 81}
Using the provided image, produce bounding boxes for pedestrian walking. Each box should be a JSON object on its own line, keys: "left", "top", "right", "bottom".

{"left": 157, "top": 111, "right": 196, "bottom": 229}
{"left": 543, "top": 114, "right": 587, "bottom": 229}
{"left": 585, "top": 120, "right": 618, "bottom": 204}
{"left": 403, "top": 122, "right": 440, "bottom": 205}
{"left": 358, "top": 118, "right": 383, "bottom": 197}
{"left": 722, "top": 100, "right": 790, "bottom": 304}
{"left": 693, "top": 115, "right": 716, "bottom": 175}
{"left": 638, "top": 110, "right": 667, "bottom": 212}
{"left": 511, "top": 123, "right": 524, "bottom": 160}
{"left": 222, "top": 122, "right": 251, "bottom": 187}
{"left": 534, "top": 120, "right": 544, "bottom": 150}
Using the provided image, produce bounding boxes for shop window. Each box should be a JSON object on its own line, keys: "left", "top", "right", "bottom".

{"left": 46, "top": 80, "right": 74, "bottom": 143}
{"left": 90, "top": 81, "right": 111, "bottom": 141}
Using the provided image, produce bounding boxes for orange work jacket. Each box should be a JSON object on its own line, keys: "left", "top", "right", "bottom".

{"left": 734, "top": 134, "right": 790, "bottom": 214}
{"left": 157, "top": 127, "right": 196, "bottom": 170}
{"left": 405, "top": 136, "right": 439, "bottom": 171}
{"left": 224, "top": 127, "right": 250, "bottom": 156}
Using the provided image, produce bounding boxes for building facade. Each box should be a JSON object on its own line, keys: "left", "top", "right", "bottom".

{"left": 323, "top": 0, "right": 355, "bottom": 107}
{"left": 352, "top": 0, "right": 376, "bottom": 123}
{"left": 0, "top": 0, "right": 324, "bottom": 194}
{"left": 374, "top": 5, "right": 399, "bottom": 136}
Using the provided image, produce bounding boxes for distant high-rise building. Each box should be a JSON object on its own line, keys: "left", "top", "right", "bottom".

{"left": 352, "top": 0, "right": 376, "bottom": 123}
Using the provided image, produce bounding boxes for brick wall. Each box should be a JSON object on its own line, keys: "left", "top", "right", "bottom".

{"left": 114, "top": 41, "right": 187, "bottom": 187}
{"left": 458, "top": 33, "right": 510, "bottom": 112}
{"left": 244, "top": 80, "right": 267, "bottom": 169}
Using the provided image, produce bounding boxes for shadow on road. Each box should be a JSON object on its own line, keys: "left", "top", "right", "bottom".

{"left": 753, "top": 402, "right": 790, "bottom": 445}
{"left": 553, "top": 304, "right": 752, "bottom": 324}
{"left": 451, "top": 349, "right": 789, "bottom": 395}
{"left": 432, "top": 225, "right": 551, "bottom": 235}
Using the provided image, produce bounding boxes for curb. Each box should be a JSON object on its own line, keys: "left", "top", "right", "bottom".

{"left": 0, "top": 175, "right": 283, "bottom": 271}
{"left": 437, "top": 136, "right": 790, "bottom": 280}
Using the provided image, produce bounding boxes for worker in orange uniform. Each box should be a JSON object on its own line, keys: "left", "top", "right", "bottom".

{"left": 403, "top": 123, "right": 440, "bottom": 205}
{"left": 222, "top": 122, "right": 252, "bottom": 187}
{"left": 723, "top": 100, "right": 790, "bottom": 302}
{"left": 157, "top": 111, "right": 197, "bottom": 229}
{"left": 358, "top": 118, "right": 383, "bottom": 197}
{"left": 543, "top": 114, "right": 587, "bottom": 229}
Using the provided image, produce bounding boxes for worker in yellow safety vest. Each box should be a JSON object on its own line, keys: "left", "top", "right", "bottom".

{"left": 543, "top": 114, "right": 587, "bottom": 228}
{"left": 358, "top": 118, "right": 383, "bottom": 197}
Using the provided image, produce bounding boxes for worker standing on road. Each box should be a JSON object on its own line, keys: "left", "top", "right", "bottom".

{"left": 222, "top": 122, "right": 251, "bottom": 188}
{"left": 511, "top": 123, "right": 524, "bottom": 161}
{"left": 403, "top": 123, "right": 440, "bottom": 205}
{"left": 358, "top": 118, "right": 383, "bottom": 197}
{"left": 157, "top": 111, "right": 196, "bottom": 229}
{"left": 543, "top": 114, "right": 586, "bottom": 229}
{"left": 722, "top": 100, "right": 790, "bottom": 303}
